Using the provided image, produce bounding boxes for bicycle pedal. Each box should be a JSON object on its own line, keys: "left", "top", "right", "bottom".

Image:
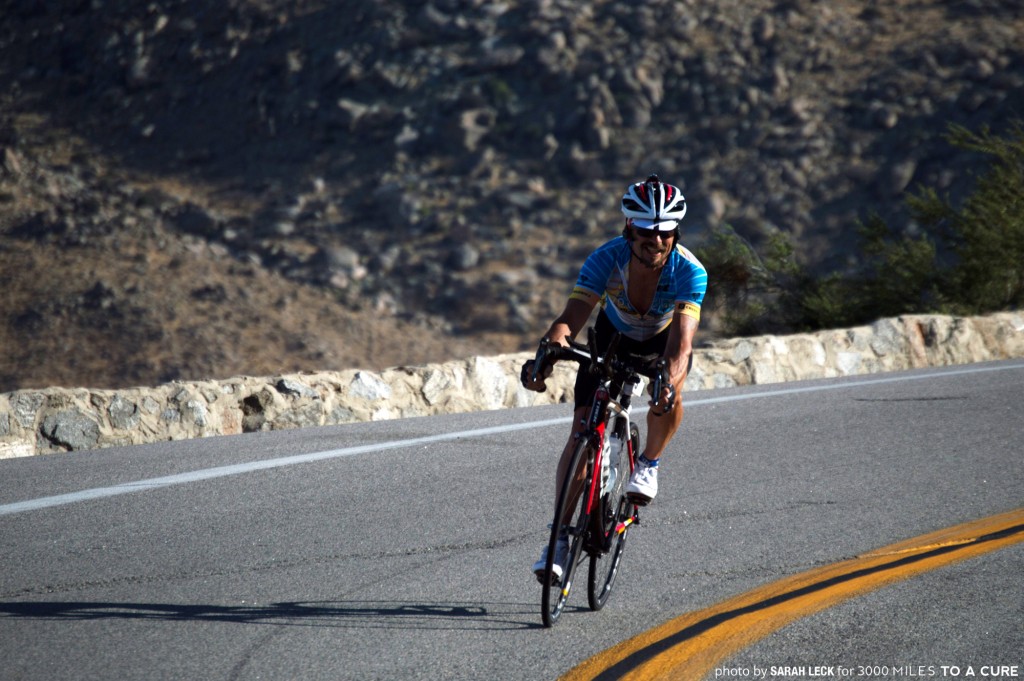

{"left": 535, "top": 571, "right": 561, "bottom": 587}
{"left": 627, "top": 493, "right": 651, "bottom": 507}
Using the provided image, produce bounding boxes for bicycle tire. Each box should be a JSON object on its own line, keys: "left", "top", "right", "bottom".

{"left": 541, "top": 437, "right": 594, "bottom": 627}
{"left": 587, "top": 422, "right": 639, "bottom": 610}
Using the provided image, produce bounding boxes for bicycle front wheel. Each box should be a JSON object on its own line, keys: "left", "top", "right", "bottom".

{"left": 587, "top": 422, "right": 639, "bottom": 610}
{"left": 541, "top": 438, "right": 593, "bottom": 628}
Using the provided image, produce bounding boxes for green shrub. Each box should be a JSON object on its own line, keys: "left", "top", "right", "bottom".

{"left": 695, "top": 224, "right": 809, "bottom": 335}
{"left": 911, "top": 121, "right": 1024, "bottom": 312}
{"left": 697, "top": 120, "right": 1024, "bottom": 337}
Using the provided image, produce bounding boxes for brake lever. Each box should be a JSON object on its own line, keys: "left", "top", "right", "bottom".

{"left": 586, "top": 328, "right": 621, "bottom": 379}
{"left": 586, "top": 327, "right": 599, "bottom": 375}
{"left": 601, "top": 333, "right": 621, "bottom": 379}
{"left": 530, "top": 337, "right": 552, "bottom": 384}
{"left": 650, "top": 359, "right": 676, "bottom": 416}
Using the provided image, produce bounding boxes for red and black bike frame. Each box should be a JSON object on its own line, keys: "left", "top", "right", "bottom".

{"left": 582, "top": 386, "right": 638, "bottom": 550}
{"left": 582, "top": 390, "right": 610, "bottom": 518}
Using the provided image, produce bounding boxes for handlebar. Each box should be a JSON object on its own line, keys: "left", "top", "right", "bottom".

{"left": 530, "top": 328, "right": 676, "bottom": 412}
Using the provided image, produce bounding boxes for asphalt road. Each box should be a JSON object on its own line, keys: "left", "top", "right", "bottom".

{"left": 1, "top": 361, "right": 1021, "bottom": 681}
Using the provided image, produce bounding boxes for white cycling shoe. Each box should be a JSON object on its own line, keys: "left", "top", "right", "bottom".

{"left": 625, "top": 459, "right": 659, "bottom": 504}
{"left": 533, "top": 536, "right": 569, "bottom": 585}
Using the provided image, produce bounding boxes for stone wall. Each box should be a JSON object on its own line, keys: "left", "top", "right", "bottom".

{"left": 2, "top": 312, "right": 1022, "bottom": 459}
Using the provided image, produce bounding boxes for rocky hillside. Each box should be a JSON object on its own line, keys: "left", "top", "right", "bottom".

{"left": 2, "top": 0, "right": 1022, "bottom": 391}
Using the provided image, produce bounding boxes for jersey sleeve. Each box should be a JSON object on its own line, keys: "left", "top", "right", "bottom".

{"left": 673, "top": 246, "right": 708, "bottom": 321}
{"left": 570, "top": 239, "right": 619, "bottom": 301}
{"left": 676, "top": 300, "right": 703, "bottom": 321}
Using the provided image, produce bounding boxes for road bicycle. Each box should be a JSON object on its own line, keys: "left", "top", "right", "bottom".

{"left": 530, "top": 328, "right": 674, "bottom": 628}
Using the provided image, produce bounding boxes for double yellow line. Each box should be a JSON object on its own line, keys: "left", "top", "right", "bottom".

{"left": 561, "top": 508, "right": 1024, "bottom": 681}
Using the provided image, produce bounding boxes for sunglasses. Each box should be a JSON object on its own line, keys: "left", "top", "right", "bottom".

{"left": 632, "top": 227, "right": 673, "bottom": 240}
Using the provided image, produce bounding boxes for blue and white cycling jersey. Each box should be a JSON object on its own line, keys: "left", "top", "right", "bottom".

{"left": 569, "top": 236, "right": 708, "bottom": 341}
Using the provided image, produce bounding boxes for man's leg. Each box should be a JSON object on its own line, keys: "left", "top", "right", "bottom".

{"left": 643, "top": 398, "right": 683, "bottom": 460}
{"left": 534, "top": 405, "right": 589, "bottom": 580}
{"left": 554, "top": 406, "right": 589, "bottom": 520}
{"left": 626, "top": 398, "right": 683, "bottom": 503}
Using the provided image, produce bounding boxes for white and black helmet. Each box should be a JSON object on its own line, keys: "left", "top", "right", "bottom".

{"left": 621, "top": 174, "right": 687, "bottom": 233}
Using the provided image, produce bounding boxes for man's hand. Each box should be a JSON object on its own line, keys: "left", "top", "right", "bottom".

{"left": 647, "top": 358, "right": 677, "bottom": 416}
{"left": 520, "top": 359, "right": 553, "bottom": 392}
{"left": 649, "top": 380, "right": 676, "bottom": 416}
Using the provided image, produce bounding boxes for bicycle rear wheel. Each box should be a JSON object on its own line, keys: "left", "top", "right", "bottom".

{"left": 587, "top": 422, "right": 639, "bottom": 610}
{"left": 541, "top": 438, "right": 593, "bottom": 627}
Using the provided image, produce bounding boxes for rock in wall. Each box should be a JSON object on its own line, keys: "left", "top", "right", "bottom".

{"left": 2, "top": 312, "right": 1022, "bottom": 458}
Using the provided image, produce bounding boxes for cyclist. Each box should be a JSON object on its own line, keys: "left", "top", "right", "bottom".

{"left": 522, "top": 174, "right": 708, "bottom": 583}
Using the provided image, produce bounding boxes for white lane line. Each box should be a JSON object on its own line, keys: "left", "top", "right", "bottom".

{"left": 2, "top": 362, "right": 1022, "bottom": 516}
{"left": 0, "top": 418, "right": 568, "bottom": 516}
{"left": 686, "top": 360, "right": 1024, "bottom": 406}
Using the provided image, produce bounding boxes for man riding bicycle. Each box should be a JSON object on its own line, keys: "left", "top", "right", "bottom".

{"left": 522, "top": 174, "right": 708, "bottom": 583}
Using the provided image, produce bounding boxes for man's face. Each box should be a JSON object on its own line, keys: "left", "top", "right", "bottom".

{"left": 631, "top": 227, "right": 673, "bottom": 268}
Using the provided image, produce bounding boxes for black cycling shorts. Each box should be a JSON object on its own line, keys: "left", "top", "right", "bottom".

{"left": 573, "top": 310, "right": 674, "bottom": 410}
